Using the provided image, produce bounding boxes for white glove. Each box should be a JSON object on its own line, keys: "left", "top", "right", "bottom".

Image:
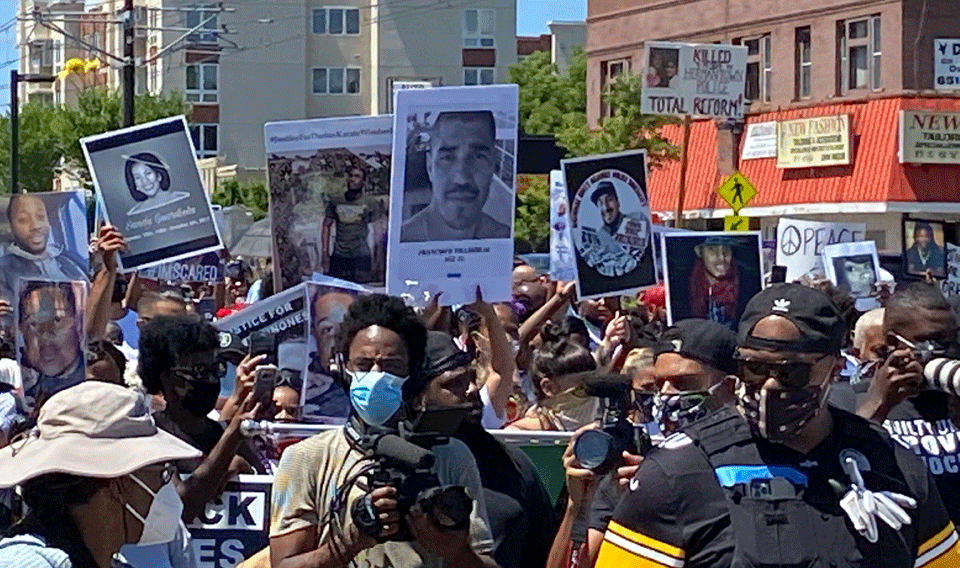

{"left": 838, "top": 457, "right": 916, "bottom": 543}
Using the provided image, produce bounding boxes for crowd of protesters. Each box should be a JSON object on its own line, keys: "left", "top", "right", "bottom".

{"left": 0, "top": 221, "right": 956, "bottom": 568}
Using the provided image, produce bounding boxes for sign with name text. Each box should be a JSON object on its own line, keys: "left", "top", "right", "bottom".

{"left": 776, "top": 114, "right": 852, "bottom": 169}
{"left": 641, "top": 42, "right": 748, "bottom": 120}
{"left": 899, "top": 110, "right": 960, "bottom": 164}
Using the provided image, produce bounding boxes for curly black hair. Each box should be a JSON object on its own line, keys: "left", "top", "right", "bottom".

{"left": 531, "top": 331, "right": 597, "bottom": 401}
{"left": 334, "top": 294, "right": 427, "bottom": 399}
{"left": 138, "top": 312, "right": 219, "bottom": 395}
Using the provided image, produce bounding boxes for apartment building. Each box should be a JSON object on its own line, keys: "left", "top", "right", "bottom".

{"left": 17, "top": 0, "right": 517, "bottom": 169}
{"left": 586, "top": 0, "right": 960, "bottom": 259}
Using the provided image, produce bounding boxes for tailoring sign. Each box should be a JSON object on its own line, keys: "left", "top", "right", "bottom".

{"left": 899, "top": 110, "right": 960, "bottom": 164}
{"left": 777, "top": 114, "right": 851, "bottom": 168}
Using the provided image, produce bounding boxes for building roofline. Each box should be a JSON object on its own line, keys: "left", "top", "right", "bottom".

{"left": 658, "top": 201, "right": 960, "bottom": 219}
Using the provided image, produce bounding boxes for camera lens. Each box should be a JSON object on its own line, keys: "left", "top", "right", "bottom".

{"left": 573, "top": 430, "right": 614, "bottom": 472}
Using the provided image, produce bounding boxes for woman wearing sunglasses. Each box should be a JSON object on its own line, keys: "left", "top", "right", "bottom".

{"left": 0, "top": 381, "right": 200, "bottom": 568}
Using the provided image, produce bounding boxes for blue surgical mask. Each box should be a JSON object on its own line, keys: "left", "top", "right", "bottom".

{"left": 347, "top": 370, "right": 407, "bottom": 426}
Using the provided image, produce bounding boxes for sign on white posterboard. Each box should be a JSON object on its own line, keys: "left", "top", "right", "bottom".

{"left": 823, "top": 240, "right": 881, "bottom": 311}
{"left": 549, "top": 170, "right": 576, "bottom": 282}
{"left": 775, "top": 218, "right": 866, "bottom": 282}
{"left": 641, "top": 41, "right": 748, "bottom": 120}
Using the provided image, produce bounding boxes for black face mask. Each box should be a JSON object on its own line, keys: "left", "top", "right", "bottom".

{"left": 180, "top": 378, "right": 220, "bottom": 418}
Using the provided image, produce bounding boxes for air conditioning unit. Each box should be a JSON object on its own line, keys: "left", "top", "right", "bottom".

{"left": 135, "top": 28, "right": 147, "bottom": 38}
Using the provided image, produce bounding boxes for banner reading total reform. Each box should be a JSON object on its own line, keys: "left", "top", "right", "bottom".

{"left": 641, "top": 42, "right": 747, "bottom": 120}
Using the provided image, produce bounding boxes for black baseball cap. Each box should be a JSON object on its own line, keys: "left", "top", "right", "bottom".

{"left": 738, "top": 283, "right": 846, "bottom": 354}
{"left": 654, "top": 319, "right": 738, "bottom": 375}
{"left": 421, "top": 331, "right": 472, "bottom": 381}
{"left": 590, "top": 181, "right": 618, "bottom": 205}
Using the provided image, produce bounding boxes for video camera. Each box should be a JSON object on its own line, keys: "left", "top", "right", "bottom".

{"left": 892, "top": 334, "right": 960, "bottom": 396}
{"left": 351, "top": 404, "right": 475, "bottom": 542}
{"left": 572, "top": 373, "right": 652, "bottom": 475}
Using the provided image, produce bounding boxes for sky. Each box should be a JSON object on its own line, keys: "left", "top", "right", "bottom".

{"left": 0, "top": 0, "right": 586, "bottom": 108}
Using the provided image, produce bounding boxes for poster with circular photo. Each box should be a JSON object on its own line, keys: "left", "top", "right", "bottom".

{"left": 562, "top": 150, "right": 655, "bottom": 299}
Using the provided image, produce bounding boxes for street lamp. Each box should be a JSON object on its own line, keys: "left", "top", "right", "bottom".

{"left": 9, "top": 70, "right": 57, "bottom": 194}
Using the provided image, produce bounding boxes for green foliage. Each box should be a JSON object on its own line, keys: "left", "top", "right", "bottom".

{"left": 514, "top": 175, "right": 550, "bottom": 252}
{"left": 0, "top": 100, "right": 62, "bottom": 193}
{"left": 510, "top": 49, "right": 587, "bottom": 136}
{"left": 212, "top": 179, "right": 268, "bottom": 220}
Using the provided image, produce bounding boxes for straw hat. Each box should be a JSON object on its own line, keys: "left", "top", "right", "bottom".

{"left": 0, "top": 381, "right": 201, "bottom": 487}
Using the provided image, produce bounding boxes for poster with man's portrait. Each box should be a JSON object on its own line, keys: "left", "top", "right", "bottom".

{"left": 80, "top": 116, "right": 223, "bottom": 272}
{"left": 662, "top": 232, "right": 762, "bottom": 329}
{"left": 562, "top": 150, "right": 656, "bottom": 300}
{"left": 16, "top": 279, "right": 87, "bottom": 408}
{"left": 264, "top": 116, "right": 392, "bottom": 292}
{"left": 823, "top": 240, "right": 881, "bottom": 311}
{"left": 387, "top": 85, "right": 517, "bottom": 306}
{"left": 303, "top": 280, "right": 369, "bottom": 423}
{"left": 903, "top": 218, "right": 947, "bottom": 278}
{"left": 0, "top": 192, "right": 89, "bottom": 305}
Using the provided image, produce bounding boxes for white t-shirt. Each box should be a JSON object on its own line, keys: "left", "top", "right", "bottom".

{"left": 480, "top": 385, "right": 505, "bottom": 430}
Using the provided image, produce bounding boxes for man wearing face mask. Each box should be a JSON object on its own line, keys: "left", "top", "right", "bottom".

{"left": 270, "top": 294, "right": 497, "bottom": 568}
{"left": 597, "top": 283, "right": 960, "bottom": 568}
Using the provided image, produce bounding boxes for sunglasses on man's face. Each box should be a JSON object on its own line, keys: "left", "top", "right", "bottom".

{"left": 736, "top": 359, "right": 817, "bottom": 389}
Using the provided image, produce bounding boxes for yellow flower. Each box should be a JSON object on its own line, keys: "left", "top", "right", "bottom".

{"left": 83, "top": 58, "right": 100, "bottom": 74}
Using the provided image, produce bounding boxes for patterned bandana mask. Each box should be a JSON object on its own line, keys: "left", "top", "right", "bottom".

{"left": 736, "top": 379, "right": 830, "bottom": 443}
{"left": 653, "top": 391, "right": 711, "bottom": 435}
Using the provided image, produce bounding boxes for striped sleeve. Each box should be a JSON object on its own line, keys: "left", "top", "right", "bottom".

{"left": 915, "top": 522, "right": 960, "bottom": 568}
{"left": 595, "top": 520, "right": 685, "bottom": 568}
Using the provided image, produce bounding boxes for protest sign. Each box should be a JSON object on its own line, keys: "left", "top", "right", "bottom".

{"left": 16, "top": 279, "right": 87, "bottom": 408}
{"left": 264, "top": 115, "right": 392, "bottom": 291}
{"left": 81, "top": 116, "right": 223, "bottom": 271}
{"left": 549, "top": 170, "right": 576, "bottom": 282}
{"left": 899, "top": 110, "right": 960, "bottom": 164}
{"left": 775, "top": 218, "right": 866, "bottom": 282}
{"left": 661, "top": 232, "right": 762, "bottom": 329}
{"left": 941, "top": 243, "right": 960, "bottom": 297}
{"left": 187, "top": 475, "right": 271, "bottom": 568}
{"left": 823, "top": 240, "right": 881, "bottom": 311}
{"left": 903, "top": 218, "right": 947, "bottom": 278}
{"left": 641, "top": 42, "right": 747, "bottom": 120}
{"left": 776, "top": 114, "right": 851, "bottom": 168}
{"left": 935, "top": 39, "right": 960, "bottom": 91}
{"left": 387, "top": 85, "right": 517, "bottom": 306}
{"left": 138, "top": 251, "right": 224, "bottom": 283}
{"left": 741, "top": 121, "right": 777, "bottom": 160}
{"left": 562, "top": 150, "right": 655, "bottom": 299}
{"left": 0, "top": 192, "right": 89, "bottom": 304}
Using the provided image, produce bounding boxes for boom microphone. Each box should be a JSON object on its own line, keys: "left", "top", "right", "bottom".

{"left": 374, "top": 434, "right": 435, "bottom": 470}
{"left": 923, "top": 358, "right": 960, "bottom": 397}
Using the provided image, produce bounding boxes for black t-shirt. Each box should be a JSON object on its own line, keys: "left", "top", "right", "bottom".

{"left": 154, "top": 410, "right": 224, "bottom": 473}
{"left": 884, "top": 390, "right": 960, "bottom": 525}
{"left": 597, "top": 407, "right": 960, "bottom": 568}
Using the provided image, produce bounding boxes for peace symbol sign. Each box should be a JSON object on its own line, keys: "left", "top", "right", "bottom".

{"left": 780, "top": 226, "right": 802, "bottom": 255}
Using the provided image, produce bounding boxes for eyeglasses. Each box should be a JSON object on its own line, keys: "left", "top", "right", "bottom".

{"left": 348, "top": 357, "right": 408, "bottom": 377}
{"left": 171, "top": 362, "right": 226, "bottom": 384}
{"left": 736, "top": 358, "right": 825, "bottom": 388}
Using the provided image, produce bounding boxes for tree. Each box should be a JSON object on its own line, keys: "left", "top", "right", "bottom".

{"left": 54, "top": 87, "right": 189, "bottom": 187}
{"left": 514, "top": 174, "right": 550, "bottom": 252}
{"left": 211, "top": 179, "right": 269, "bottom": 220}
{"left": 0, "top": 101, "right": 63, "bottom": 194}
{"left": 510, "top": 49, "right": 586, "bottom": 136}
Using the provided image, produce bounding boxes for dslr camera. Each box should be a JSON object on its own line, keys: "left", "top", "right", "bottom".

{"left": 893, "top": 333, "right": 960, "bottom": 397}
{"left": 351, "top": 405, "right": 475, "bottom": 542}
{"left": 572, "top": 374, "right": 653, "bottom": 475}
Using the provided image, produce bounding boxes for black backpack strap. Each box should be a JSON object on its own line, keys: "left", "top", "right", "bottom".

{"left": 684, "top": 406, "right": 755, "bottom": 461}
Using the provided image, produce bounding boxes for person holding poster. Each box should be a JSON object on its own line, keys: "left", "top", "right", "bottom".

{"left": 0, "top": 193, "right": 88, "bottom": 303}
{"left": 400, "top": 110, "right": 511, "bottom": 242}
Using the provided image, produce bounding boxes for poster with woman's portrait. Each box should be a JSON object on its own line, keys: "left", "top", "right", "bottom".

{"left": 902, "top": 218, "right": 947, "bottom": 278}
{"left": 662, "top": 232, "right": 762, "bottom": 329}
{"left": 823, "top": 240, "right": 881, "bottom": 312}
{"left": 562, "top": 150, "right": 655, "bottom": 300}
{"left": 81, "top": 116, "right": 223, "bottom": 272}
{"left": 264, "top": 115, "right": 393, "bottom": 292}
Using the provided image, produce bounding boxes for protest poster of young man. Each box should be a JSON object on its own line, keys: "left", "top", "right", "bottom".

{"left": 562, "top": 150, "right": 656, "bottom": 299}
{"left": 264, "top": 116, "right": 392, "bottom": 291}
{"left": 661, "top": 231, "right": 762, "bottom": 329}
{"left": 80, "top": 116, "right": 223, "bottom": 271}
{"left": 823, "top": 240, "right": 882, "bottom": 311}
{"left": 387, "top": 85, "right": 518, "bottom": 306}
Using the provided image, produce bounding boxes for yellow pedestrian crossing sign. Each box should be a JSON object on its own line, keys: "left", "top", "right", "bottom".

{"left": 716, "top": 172, "right": 756, "bottom": 213}
{"left": 725, "top": 215, "right": 750, "bottom": 231}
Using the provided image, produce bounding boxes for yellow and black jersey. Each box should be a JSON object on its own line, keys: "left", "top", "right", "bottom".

{"left": 596, "top": 406, "right": 960, "bottom": 568}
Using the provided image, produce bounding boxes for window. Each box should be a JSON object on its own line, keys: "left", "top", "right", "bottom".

{"left": 312, "top": 67, "right": 361, "bottom": 94}
{"left": 600, "top": 58, "right": 630, "bottom": 117}
{"left": 741, "top": 34, "right": 771, "bottom": 103}
{"left": 29, "top": 40, "right": 54, "bottom": 70}
{"left": 839, "top": 15, "right": 881, "bottom": 93}
{"left": 189, "top": 123, "right": 218, "bottom": 158}
{"left": 312, "top": 8, "right": 360, "bottom": 35}
{"left": 186, "top": 63, "right": 217, "bottom": 102}
{"left": 186, "top": 7, "right": 218, "bottom": 43}
{"left": 463, "top": 9, "right": 495, "bottom": 47}
{"left": 464, "top": 67, "right": 494, "bottom": 85}
{"left": 796, "top": 27, "right": 811, "bottom": 99}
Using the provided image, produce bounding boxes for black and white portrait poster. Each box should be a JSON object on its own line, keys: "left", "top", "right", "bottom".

{"left": 264, "top": 116, "right": 392, "bottom": 291}
{"left": 16, "top": 279, "right": 88, "bottom": 408}
{"left": 387, "top": 85, "right": 517, "bottom": 306}
{"left": 80, "top": 116, "right": 223, "bottom": 272}
{"left": 823, "top": 240, "right": 881, "bottom": 311}
{"left": 562, "top": 150, "right": 655, "bottom": 300}
{"left": 662, "top": 231, "right": 762, "bottom": 329}
{"left": 903, "top": 218, "right": 947, "bottom": 279}
{"left": 0, "top": 192, "right": 89, "bottom": 304}
{"left": 303, "top": 281, "right": 369, "bottom": 423}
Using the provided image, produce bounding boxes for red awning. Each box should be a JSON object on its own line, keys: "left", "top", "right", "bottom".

{"left": 646, "top": 96, "right": 960, "bottom": 214}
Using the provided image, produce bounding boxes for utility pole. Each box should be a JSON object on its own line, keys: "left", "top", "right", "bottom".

{"left": 122, "top": 0, "right": 135, "bottom": 127}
